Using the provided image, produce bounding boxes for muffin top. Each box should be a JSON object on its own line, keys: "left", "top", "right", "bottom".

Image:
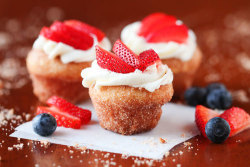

{"left": 81, "top": 40, "right": 173, "bottom": 92}
{"left": 33, "top": 20, "right": 111, "bottom": 64}
{"left": 121, "top": 13, "right": 197, "bottom": 61}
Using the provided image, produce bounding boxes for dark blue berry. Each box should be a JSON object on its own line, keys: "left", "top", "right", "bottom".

{"left": 184, "top": 87, "right": 207, "bottom": 106}
{"left": 206, "top": 89, "right": 232, "bottom": 109}
{"left": 205, "top": 117, "right": 230, "bottom": 144}
{"left": 32, "top": 113, "right": 57, "bottom": 136}
{"left": 206, "top": 83, "right": 227, "bottom": 93}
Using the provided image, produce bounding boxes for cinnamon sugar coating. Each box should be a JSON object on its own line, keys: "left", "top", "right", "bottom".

{"left": 26, "top": 49, "right": 91, "bottom": 103}
{"left": 162, "top": 47, "right": 202, "bottom": 96}
{"left": 89, "top": 84, "right": 173, "bottom": 135}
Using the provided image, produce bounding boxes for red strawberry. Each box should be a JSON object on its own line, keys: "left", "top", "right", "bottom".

{"left": 113, "top": 40, "right": 140, "bottom": 67}
{"left": 195, "top": 105, "right": 220, "bottom": 137}
{"left": 40, "top": 21, "right": 93, "bottom": 50}
{"left": 138, "top": 13, "right": 177, "bottom": 37}
{"left": 137, "top": 49, "right": 160, "bottom": 71}
{"left": 220, "top": 107, "right": 250, "bottom": 137}
{"left": 64, "top": 20, "right": 105, "bottom": 42}
{"left": 37, "top": 106, "right": 81, "bottom": 129}
{"left": 146, "top": 24, "right": 188, "bottom": 43}
{"left": 47, "top": 96, "right": 91, "bottom": 125}
{"left": 96, "top": 45, "right": 136, "bottom": 73}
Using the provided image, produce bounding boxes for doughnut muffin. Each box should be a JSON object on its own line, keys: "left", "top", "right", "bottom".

{"left": 81, "top": 40, "right": 174, "bottom": 135}
{"left": 121, "top": 13, "right": 202, "bottom": 97}
{"left": 27, "top": 20, "right": 111, "bottom": 103}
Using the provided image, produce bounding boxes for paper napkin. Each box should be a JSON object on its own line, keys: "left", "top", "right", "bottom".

{"left": 10, "top": 100, "right": 199, "bottom": 159}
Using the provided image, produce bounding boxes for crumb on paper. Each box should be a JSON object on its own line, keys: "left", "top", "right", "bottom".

{"left": 181, "top": 133, "right": 186, "bottom": 138}
{"left": 159, "top": 138, "right": 166, "bottom": 144}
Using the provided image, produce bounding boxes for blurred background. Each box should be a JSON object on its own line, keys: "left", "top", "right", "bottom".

{"left": 0, "top": 0, "right": 249, "bottom": 108}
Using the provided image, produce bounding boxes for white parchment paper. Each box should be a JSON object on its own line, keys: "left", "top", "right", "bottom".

{"left": 10, "top": 100, "right": 198, "bottom": 159}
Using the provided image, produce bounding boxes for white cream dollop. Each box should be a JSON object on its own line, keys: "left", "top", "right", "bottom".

{"left": 33, "top": 35, "right": 111, "bottom": 64}
{"left": 81, "top": 60, "right": 173, "bottom": 92}
{"left": 121, "top": 21, "right": 197, "bottom": 61}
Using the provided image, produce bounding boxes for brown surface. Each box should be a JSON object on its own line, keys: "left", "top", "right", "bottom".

{"left": 0, "top": 0, "right": 250, "bottom": 166}
{"left": 89, "top": 84, "right": 173, "bottom": 135}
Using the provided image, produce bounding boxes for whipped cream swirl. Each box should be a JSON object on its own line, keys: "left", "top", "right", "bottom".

{"left": 33, "top": 35, "right": 111, "bottom": 64}
{"left": 81, "top": 61, "right": 173, "bottom": 92}
{"left": 121, "top": 21, "right": 197, "bottom": 61}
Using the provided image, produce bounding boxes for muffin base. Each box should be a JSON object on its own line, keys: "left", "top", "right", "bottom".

{"left": 162, "top": 47, "right": 202, "bottom": 97}
{"left": 89, "top": 84, "right": 173, "bottom": 135}
{"left": 26, "top": 49, "right": 91, "bottom": 103}
{"left": 30, "top": 74, "right": 89, "bottom": 103}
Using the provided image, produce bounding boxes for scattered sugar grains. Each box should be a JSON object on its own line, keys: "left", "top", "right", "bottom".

{"left": 8, "top": 147, "right": 13, "bottom": 151}
{"left": 183, "top": 142, "right": 192, "bottom": 147}
{"left": 13, "top": 143, "right": 24, "bottom": 150}
{"left": 165, "top": 152, "right": 170, "bottom": 158}
{"left": 40, "top": 140, "right": 50, "bottom": 148}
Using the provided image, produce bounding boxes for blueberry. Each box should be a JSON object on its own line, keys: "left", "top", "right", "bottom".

{"left": 32, "top": 113, "right": 57, "bottom": 136}
{"left": 184, "top": 87, "right": 207, "bottom": 106}
{"left": 205, "top": 117, "right": 230, "bottom": 143}
{"left": 206, "top": 89, "right": 232, "bottom": 109}
{"left": 206, "top": 83, "right": 227, "bottom": 93}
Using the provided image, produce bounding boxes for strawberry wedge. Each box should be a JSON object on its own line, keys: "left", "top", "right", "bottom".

{"left": 195, "top": 105, "right": 220, "bottom": 137}
{"left": 113, "top": 40, "right": 140, "bottom": 68}
{"left": 37, "top": 106, "right": 81, "bottom": 129}
{"left": 47, "top": 96, "right": 92, "bottom": 125}
{"left": 64, "top": 20, "right": 105, "bottom": 42}
{"left": 96, "top": 45, "right": 136, "bottom": 73}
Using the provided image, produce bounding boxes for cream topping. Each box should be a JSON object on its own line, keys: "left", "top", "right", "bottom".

{"left": 81, "top": 61, "right": 173, "bottom": 92}
{"left": 121, "top": 21, "right": 197, "bottom": 61}
{"left": 33, "top": 35, "right": 111, "bottom": 63}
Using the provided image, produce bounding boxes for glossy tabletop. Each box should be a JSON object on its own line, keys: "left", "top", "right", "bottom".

{"left": 0, "top": 0, "right": 250, "bottom": 166}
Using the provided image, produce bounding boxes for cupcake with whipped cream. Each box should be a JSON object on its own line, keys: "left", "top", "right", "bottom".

{"left": 26, "top": 20, "right": 111, "bottom": 103}
{"left": 121, "top": 13, "right": 202, "bottom": 97}
{"left": 81, "top": 40, "right": 174, "bottom": 135}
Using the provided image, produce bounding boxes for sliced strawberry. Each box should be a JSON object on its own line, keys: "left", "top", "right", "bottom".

{"left": 195, "top": 105, "right": 220, "bottom": 137}
{"left": 64, "top": 20, "right": 105, "bottom": 42}
{"left": 137, "top": 49, "right": 160, "bottom": 71}
{"left": 47, "top": 96, "right": 91, "bottom": 125}
{"left": 40, "top": 21, "right": 93, "bottom": 50}
{"left": 146, "top": 24, "right": 188, "bottom": 43}
{"left": 220, "top": 107, "right": 250, "bottom": 137}
{"left": 96, "top": 45, "right": 136, "bottom": 73}
{"left": 138, "top": 13, "right": 177, "bottom": 37}
{"left": 112, "top": 40, "right": 140, "bottom": 67}
{"left": 37, "top": 106, "right": 81, "bottom": 129}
